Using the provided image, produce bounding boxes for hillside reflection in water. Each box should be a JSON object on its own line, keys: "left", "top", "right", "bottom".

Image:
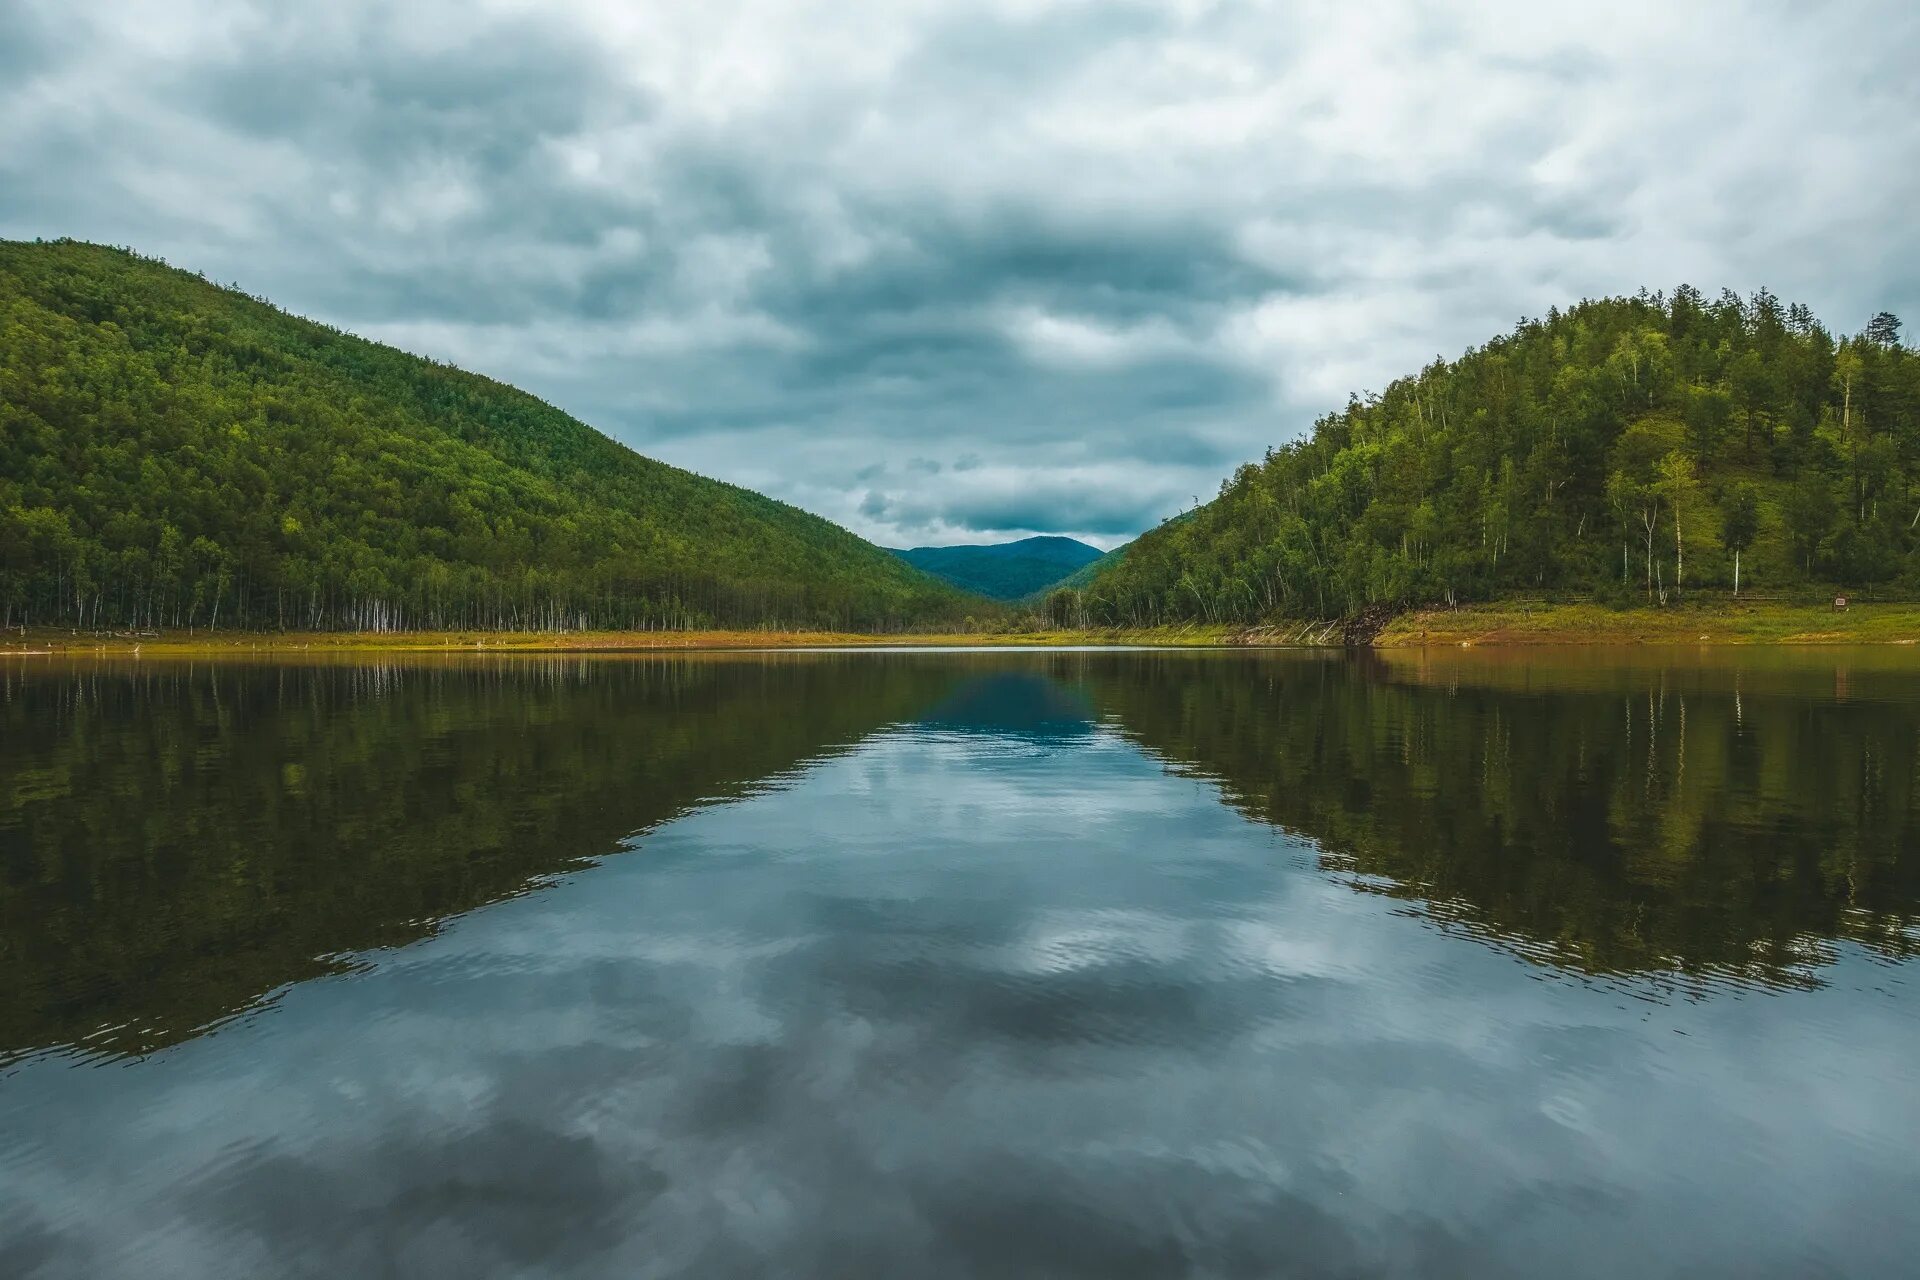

{"left": 1, "top": 649, "right": 1916, "bottom": 1278}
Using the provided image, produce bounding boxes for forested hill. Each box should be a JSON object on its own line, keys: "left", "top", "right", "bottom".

{"left": 1069, "top": 288, "right": 1919, "bottom": 626}
{"left": 0, "top": 239, "right": 976, "bottom": 632}
{"left": 893, "top": 535, "right": 1103, "bottom": 600}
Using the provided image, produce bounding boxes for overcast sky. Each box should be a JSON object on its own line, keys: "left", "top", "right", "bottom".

{"left": 5, "top": 1, "right": 1918, "bottom": 548}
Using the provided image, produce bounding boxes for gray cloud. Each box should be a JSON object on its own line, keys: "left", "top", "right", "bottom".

{"left": 4, "top": 0, "right": 1918, "bottom": 548}
{"left": 864, "top": 471, "right": 1188, "bottom": 541}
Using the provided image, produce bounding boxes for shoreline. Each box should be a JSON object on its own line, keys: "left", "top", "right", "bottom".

{"left": 1371, "top": 600, "right": 1920, "bottom": 647}
{"left": 3, "top": 601, "right": 1918, "bottom": 656}
{"left": 0, "top": 625, "right": 1243, "bottom": 656}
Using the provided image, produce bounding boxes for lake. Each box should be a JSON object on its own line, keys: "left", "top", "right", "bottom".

{"left": 2, "top": 648, "right": 1917, "bottom": 1278}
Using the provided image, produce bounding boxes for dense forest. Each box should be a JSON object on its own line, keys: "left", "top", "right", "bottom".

{"left": 1060, "top": 289, "right": 1920, "bottom": 625}
{"left": 0, "top": 240, "right": 977, "bottom": 633}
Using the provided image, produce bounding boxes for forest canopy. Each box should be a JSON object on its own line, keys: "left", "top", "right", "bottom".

{"left": 1063, "top": 288, "right": 1920, "bottom": 626}
{"left": 0, "top": 239, "right": 977, "bottom": 633}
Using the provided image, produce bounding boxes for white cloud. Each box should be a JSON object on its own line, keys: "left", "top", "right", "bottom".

{"left": 1004, "top": 306, "right": 1195, "bottom": 370}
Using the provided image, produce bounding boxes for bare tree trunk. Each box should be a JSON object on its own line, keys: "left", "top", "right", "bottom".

{"left": 1639, "top": 510, "right": 1657, "bottom": 600}
{"left": 1674, "top": 512, "right": 1684, "bottom": 598}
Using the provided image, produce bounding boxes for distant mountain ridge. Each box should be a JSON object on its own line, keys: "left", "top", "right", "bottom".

{"left": 891, "top": 536, "right": 1104, "bottom": 601}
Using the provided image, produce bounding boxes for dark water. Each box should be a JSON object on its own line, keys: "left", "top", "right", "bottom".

{"left": 2, "top": 649, "right": 1917, "bottom": 1278}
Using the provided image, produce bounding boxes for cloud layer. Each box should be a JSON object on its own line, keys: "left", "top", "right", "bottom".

{"left": 5, "top": 0, "right": 1918, "bottom": 547}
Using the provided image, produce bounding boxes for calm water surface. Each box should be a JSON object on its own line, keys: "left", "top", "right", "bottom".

{"left": 2, "top": 649, "right": 1917, "bottom": 1278}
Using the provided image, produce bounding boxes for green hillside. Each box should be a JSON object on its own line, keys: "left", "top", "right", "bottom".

{"left": 1070, "top": 289, "right": 1920, "bottom": 625}
{"left": 0, "top": 239, "right": 977, "bottom": 632}
{"left": 1033, "top": 543, "right": 1126, "bottom": 598}
{"left": 893, "top": 535, "right": 1103, "bottom": 600}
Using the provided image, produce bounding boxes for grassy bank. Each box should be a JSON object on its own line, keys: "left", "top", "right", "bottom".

{"left": 0, "top": 623, "right": 1241, "bottom": 656}
{"left": 1375, "top": 600, "right": 1920, "bottom": 647}
{"left": 6, "top": 604, "right": 1917, "bottom": 655}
